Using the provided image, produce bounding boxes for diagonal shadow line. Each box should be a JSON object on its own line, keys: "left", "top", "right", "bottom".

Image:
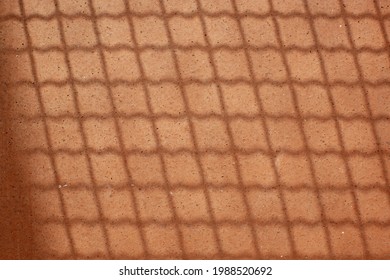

{"left": 373, "top": 1, "right": 390, "bottom": 207}
{"left": 303, "top": 0, "right": 370, "bottom": 258}
{"left": 121, "top": 0, "right": 188, "bottom": 259}
{"left": 81, "top": 0, "right": 152, "bottom": 259}
{"left": 373, "top": 0, "right": 390, "bottom": 60}
{"left": 156, "top": 0, "right": 225, "bottom": 257}
{"left": 51, "top": 0, "right": 115, "bottom": 258}
{"left": 17, "top": 0, "right": 77, "bottom": 258}
{"left": 229, "top": 0, "right": 298, "bottom": 257}
{"left": 267, "top": 0, "right": 334, "bottom": 258}
{"left": 194, "top": 0, "right": 263, "bottom": 258}
{"left": 338, "top": 0, "right": 390, "bottom": 216}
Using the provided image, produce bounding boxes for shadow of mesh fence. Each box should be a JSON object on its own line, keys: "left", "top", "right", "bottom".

{"left": 0, "top": 0, "right": 389, "bottom": 259}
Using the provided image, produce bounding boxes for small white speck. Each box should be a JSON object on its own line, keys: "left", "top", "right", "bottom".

{"left": 58, "top": 185, "right": 61, "bottom": 188}
{"left": 340, "top": 25, "right": 342, "bottom": 27}
{"left": 170, "top": 191, "right": 173, "bottom": 195}
{"left": 342, "top": 231, "right": 344, "bottom": 234}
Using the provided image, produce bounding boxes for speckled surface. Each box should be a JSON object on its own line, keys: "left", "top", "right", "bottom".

{"left": 1, "top": 0, "right": 390, "bottom": 259}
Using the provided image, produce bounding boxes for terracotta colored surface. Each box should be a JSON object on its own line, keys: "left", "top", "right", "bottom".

{"left": 1, "top": 0, "right": 390, "bottom": 259}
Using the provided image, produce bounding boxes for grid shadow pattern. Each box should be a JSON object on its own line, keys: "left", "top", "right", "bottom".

{"left": 0, "top": 0, "right": 390, "bottom": 259}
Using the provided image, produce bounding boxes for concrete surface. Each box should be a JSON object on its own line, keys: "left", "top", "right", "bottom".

{"left": 0, "top": 0, "right": 390, "bottom": 259}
